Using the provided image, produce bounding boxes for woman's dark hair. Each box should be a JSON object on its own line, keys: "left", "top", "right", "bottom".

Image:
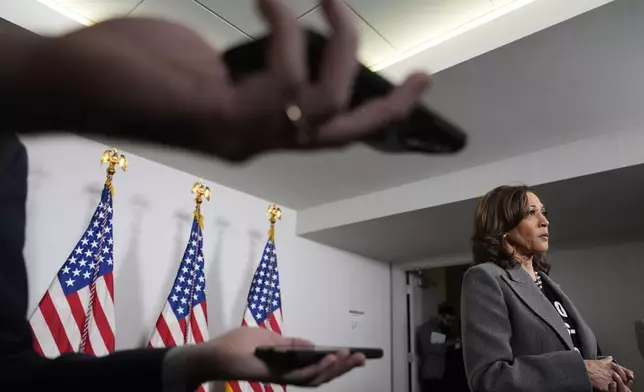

{"left": 471, "top": 185, "right": 551, "bottom": 274}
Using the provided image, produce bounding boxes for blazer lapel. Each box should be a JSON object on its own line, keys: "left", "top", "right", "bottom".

{"left": 540, "top": 273, "right": 597, "bottom": 358}
{"left": 501, "top": 267, "right": 574, "bottom": 350}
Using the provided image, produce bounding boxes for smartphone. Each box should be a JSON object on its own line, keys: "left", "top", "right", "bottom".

{"left": 255, "top": 346, "right": 384, "bottom": 368}
{"left": 223, "top": 30, "right": 467, "bottom": 155}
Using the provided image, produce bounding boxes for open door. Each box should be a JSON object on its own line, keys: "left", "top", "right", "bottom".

{"left": 406, "top": 271, "right": 426, "bottom": 392}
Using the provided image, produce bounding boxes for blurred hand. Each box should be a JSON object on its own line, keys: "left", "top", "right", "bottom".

{"left": 20, "top": 0, "right": 429, "bottom": 161}
{"left": 185, "top": 327, "right": 365, "bottom": 387}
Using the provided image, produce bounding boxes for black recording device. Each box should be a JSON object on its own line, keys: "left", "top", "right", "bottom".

{"left": 255, "top": 346, "right": 384, "bottom": 368}
{"left": 223, "top": 30, "right": 467, "bottom": 154}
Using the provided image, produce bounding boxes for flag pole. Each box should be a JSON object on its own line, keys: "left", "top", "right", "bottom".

{"left": 79, "top": 148, "right": 127, "bottom": 352}
{"left": 191, "top": 179, "right": 211, "bottom": 230}
{"left": 100, "top": 148, "right": 127, "bottom": 195}
{"left": 267, "top": 203, "right": 282, "bottom": 241}
{"left": 184, "top": 180, "right": 210, "bottom": 344}
{"left": 265, "top": 203, "right": 281, "bottom": 334}
{"left": 264, "top": 204, "right": 281, "bottom": 390}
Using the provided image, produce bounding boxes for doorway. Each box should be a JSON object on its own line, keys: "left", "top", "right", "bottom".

{"left": 405, "top": 263, "right": 470, "bottom": 392}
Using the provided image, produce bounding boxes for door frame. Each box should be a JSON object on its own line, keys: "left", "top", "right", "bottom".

{"left": 390, "top": 256, "right": 470, "bottom": 392}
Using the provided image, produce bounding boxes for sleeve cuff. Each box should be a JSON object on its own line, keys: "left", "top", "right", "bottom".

{"left": 162, "top": 347, "right": 190, "bottom": 392}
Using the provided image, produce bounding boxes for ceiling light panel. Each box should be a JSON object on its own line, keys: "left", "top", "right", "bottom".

{"left": 491, "top": 0, "right": 519, "bottom": 8}
{"left": 196, "top": 0, "right": 320, "bottom": 38}
{"left": 345, "top": 0, "right": 495, "bottom": 52}
{"left": 54, "top": 0, "right": 140, "bottom": 23}
{"left": 299, "top": 6, "right": 397, "bottom": 67}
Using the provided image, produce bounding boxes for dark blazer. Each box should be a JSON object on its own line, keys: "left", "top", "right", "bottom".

{"left": 0, "top": 135, "right": 169, "bottom": 390}
{"left": 416, "top": 318, "right": 448, "bottom": 380}
{"left": 461, "top": 262, "right": 596, "bottom": 392}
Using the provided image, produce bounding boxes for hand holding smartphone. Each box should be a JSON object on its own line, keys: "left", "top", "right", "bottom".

{"left": 223, "top": 30, "right": 467, "bottom": 155}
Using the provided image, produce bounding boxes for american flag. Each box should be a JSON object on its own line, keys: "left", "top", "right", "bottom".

{"left": 29, "top": 184, "right": 116, "bottom": 357}
{"left": 148, "top": 216, "right": 209, "bottom": 392}
{"left": 225, "top": 239, "right": 285, "bottom": 392}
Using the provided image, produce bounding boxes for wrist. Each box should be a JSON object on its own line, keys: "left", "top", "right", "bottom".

{"left": 181, "top": 342, "right": 229, "bottom": 386}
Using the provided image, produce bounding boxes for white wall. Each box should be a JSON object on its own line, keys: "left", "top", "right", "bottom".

{"left": 21, "top": 134, "right": 391, "bottom": 392}
{"left": 549, "top": 241, "right": 644, "bottom": 391}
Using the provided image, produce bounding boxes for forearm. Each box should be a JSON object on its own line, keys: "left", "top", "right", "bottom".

{"left": 468, "top": 351, "right": 590, "bottom": 392}
{"left": 0, "top": 347, "right": 170, "bottom": 391}
{"left": 1, "top": 33, "right": 195, "bottom": 152}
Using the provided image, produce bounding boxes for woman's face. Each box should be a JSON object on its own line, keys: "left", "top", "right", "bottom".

{"left": 506, "top": 192, "right": 550, "bottom": 256}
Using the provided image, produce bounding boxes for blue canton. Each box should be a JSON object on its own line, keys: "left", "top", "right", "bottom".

{"left": 167, "top": 218, "right": 206, "bottom": 320}
{"left": 248, "top": 240, "right": 282, "bottom": 324}
{"left": 58, "top": 186, "right": 115, "bottom": 296}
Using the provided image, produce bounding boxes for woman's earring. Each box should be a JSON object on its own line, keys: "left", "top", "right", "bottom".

{"left": 503, "top": 233, "right": 508, "bottom": 239}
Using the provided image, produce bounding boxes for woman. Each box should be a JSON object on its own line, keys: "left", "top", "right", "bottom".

{"left": 461, "top": 185, "right": 635, "bottom": 392}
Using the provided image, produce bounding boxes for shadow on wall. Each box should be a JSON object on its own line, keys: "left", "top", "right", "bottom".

{"left": 114, "top": 194, "right": 148, "bottom": 348}
{"left": 23, "top": 166, "right": 50, "bottom": 289}
{"left": 233, "top": 228, "right": 264, "bottom": 324}
{"left": 84, "top": 183, "right": 104, "bottom": 222}
{"left": 206, "top": 216, "right": 231, "bottom": 337}
{"left": 210, "top": 227, "right": 264, "bottom": 392}
{"left": 149, "top": 209, "right": 194, "bottom": 343}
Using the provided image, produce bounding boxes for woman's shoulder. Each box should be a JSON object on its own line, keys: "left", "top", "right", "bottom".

{"left": 462, "top": 262, "right": 509, "bottom": 291}
{"left": 466, "top": 261, "right": 506, "bottom": 277}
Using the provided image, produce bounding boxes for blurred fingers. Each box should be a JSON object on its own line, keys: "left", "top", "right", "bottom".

{"left": 318, "top": 0, "right": 359, "bottom": 112}
{"left": 256, "top": 0, "right": 306, "bottom": 98}
{"left": 316, "top": 72, "right": 430, "bottom": 145}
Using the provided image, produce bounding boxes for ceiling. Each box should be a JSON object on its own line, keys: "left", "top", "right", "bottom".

{"left": 303, "top": 163, "right": 644, "bottom": 263}
{"left": 2, "top": 0, "right": 615, "bottom": 210}
{"left": 94, "top": 0, "right": 637, "bottom": 210}
{"left": 48, "top": 0, "right": 531, "bottom": 68}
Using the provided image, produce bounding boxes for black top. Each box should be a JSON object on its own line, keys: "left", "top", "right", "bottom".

{"left": 0, "top": 134, "right": 169, "bottom": 390}
{"left": 536, "top": 274, "right": 582, "bottom": 352}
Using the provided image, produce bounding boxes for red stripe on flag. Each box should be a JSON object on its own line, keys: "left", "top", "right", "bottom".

{"left": 249, "top": 381, "right": 265, "bottom": 392}
{"left": 66, "top": 291, "right": 87, "bottom": 333}
{"left": 227, "top": 381, "right": 243, "bottom": 392}
{"left": 155, "top": 316, "right": 177, "bottom": 347}
{"left": 104, "top": 272, "right": 114, "bottom": 302}
{"left": 190, "top": 313, "right": 204, "bottom": 344}
{"left": 90, "top": 290, "right": 115, "bottom": 352}
{"left": 268, "top": 313, "right": 281, "bottom": 335}
{"left": 39, "top": 291, "right": 73, "bottom": 354}
{"left": 265, "top": 384, "right": 276, "bottom": 392}
{"left": 179, "top": 318, "right": 187, "bottom": 343}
